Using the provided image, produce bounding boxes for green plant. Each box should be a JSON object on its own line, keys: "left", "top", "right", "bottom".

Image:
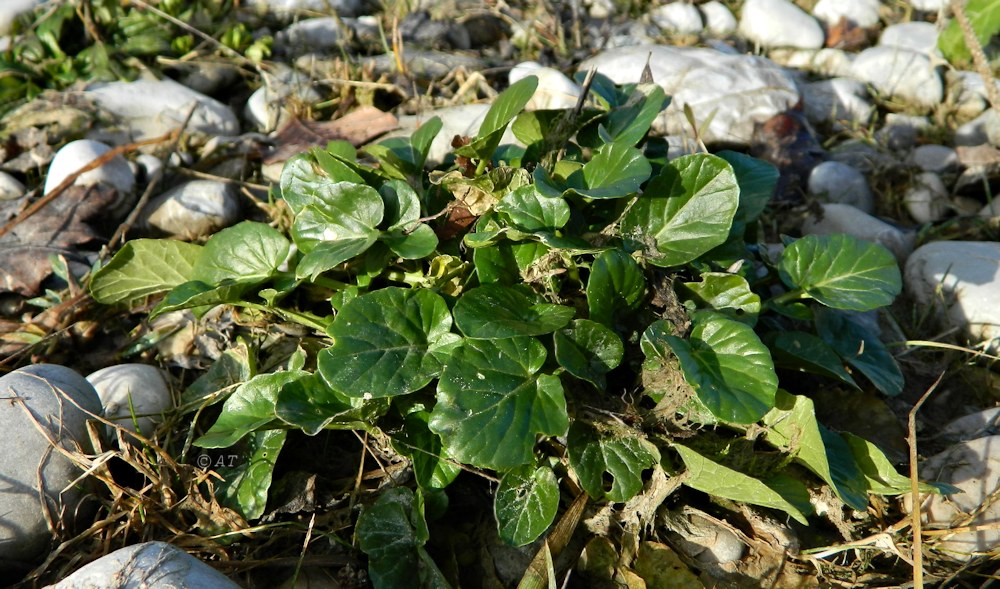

{"left": 939, "top": 0, "right": 1000, "bottom": 67}
{"left": 90, "top": 74, "right": 945, "bottom": 585}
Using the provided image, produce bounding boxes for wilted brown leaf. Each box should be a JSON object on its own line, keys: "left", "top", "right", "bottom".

{"left": 263, "top": 107, "right": 399, "bottom": 165}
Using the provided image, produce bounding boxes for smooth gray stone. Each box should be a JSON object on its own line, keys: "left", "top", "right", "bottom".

{"left": 813, "top": 0, "right": 880, "bottom": 27}
{"left": 903, "top": 171, "right": 950, "bottom": 224}
{"left": 142, "top": 180, "right": 241, "bottom": 240}
{"left": 0, "top": 171, "right": 25, "bottom": 201}
{"left": 802, "top": 203, "right": 914, "bottom": 263}
{"left": 0, "top": 365, "right": 101, "bottom": 567}
{"left": 808, "top": 161, "right": 874, "bottom": 213}
{"left": 86, "top": 364, "right": 172, "bottom": 437}
{"left": 47, "top": 541, "right": 242, "bottom": 588}
{"left": 738, "top": 0, "right": 824, "bottom": 50}
{"left": 850, "top": 46, "right": 942, "bottom": 111}
{"left": 879, "top": 22, "right": 940, "bottom": 57}
{"left": 801, "top": 78, "right": 873, "bottom": 130}
{"left": 43, "top": 139, "right": 135, "bottom": 196}
{"left": 699, "top": 1, "right": 737, "bottom": 36}
{"left": 650, "top": 3, "right": 703, "bottom": 35}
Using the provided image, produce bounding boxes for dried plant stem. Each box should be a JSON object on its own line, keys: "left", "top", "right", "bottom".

{"left": 950, "top": 0, "right": 1000, "bottom": 116}
{"left": 908, "top": 372, "right": 945, "bottom": 589}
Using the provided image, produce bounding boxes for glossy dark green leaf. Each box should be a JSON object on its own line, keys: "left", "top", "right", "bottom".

{"left": 761, "top": 390, "right": 869, "bottom": 510}
{"left": 319, "top": 288, "right": 459, "bottom": 398}
{"left": 215, "top": 429, "right": 286, "bottom": 520}
{"left": 90, "top": 239, "right": 201, "bottom": 304}
{"left": 674, "top": 443, "right": 810, "bottom": 524}
{"left": 474, "top": 241, "right": 548, "bottom": 284}
{"left": 565, "top": 142, "right": 651, "bottom": 199}
{"left": 194, "top": 221, "right": 290, "bottom": 285}
{"left": 766, "top": 331, "right": 858, "bottom": 388}
{"left": 621, "top": 154, "right": 739, "bottom": 267}
{"left": 379, "top": 179, "right": 422, "bottom": 229}
{"left": 453, "top": 284, "right": 575, "bottom": 339}
{"left": 495, "top": 185, "right": 570, "bottom": 231}
{"left": 553, "top": 319, "right": 624, "bottom": 388}
{"left": 678, "top": 272, "right": 760, "bottom": 326}
{"left": 596, "top": 83, "right": 668, "bottom": 146}
{"left": 394, "top": 411, "right": 460, "bottom": 490}
{"left": 495, "top": 464, "right": 560, "bottom": 546}
{"left": 150, "top": 280, "right": 247, "bottom": 319}
{"left": 815, "top": 308, "right": 904, "bottom": 397}
{"left": 275, "top": 373, "right": 389, "bottom": 436}
{"left": 457, "top": 75, "right": 538, "bottom": 162}
{"left": 652, "top": 312, "right": 777, "bottom": 424}
{"left": 291, "top": 181, "right": 384, "bottom": 279}
{"left": 430, "top": 337, "right": 568, "bottom": 469}
{"left": 195, "top": 371, "right": 306, "bottom": 448}
{"left": 586, "top": 249, "right": 646, "bottom": 327}
{"left": 716, "top": 150, "right": 777, "bottom": 231}
{"left": 382, "top": 224, "right": 439, "bottom": 260}
{"left": 568, "top": 421, "right": 660, "bottom": 503}
{"left": 357, "top": 487, "right": 451, "bottom": 589}
{"left": 778, "top": 235, "right": 901, "bottom": 311}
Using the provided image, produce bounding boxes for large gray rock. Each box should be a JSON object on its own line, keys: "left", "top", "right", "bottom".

{"left": 43, "top": 139, "right": 135, "bottom": 197}
{"left": 905, "top": 241, "right": 1000, "bottom": 348}
{"left": 509, "top": 61, "right": 582, "bottom": 110}
{"left": 84, "top": 78, "right": 239, "bottom": 144}
{"left": 738, "top": 0, "right": 824, "bottom": 50}
{"left": 86, "top": 364, "right": 172, "bottom": 437}
{"left": 48, "top": 541, "right": 242, "bottom": 588}
{"left": 0, "top": 365, "right": 102, "bottom": 568}
{"left": 143, "top": 180, "right": 241, "bottom": 240}
{"left": 578, "top": 45, "right": 799, "bottom": 146}
{"left": 699, "top": 1, "right": 737, "bottom": 36}
{"left": 807, "top": 161, "right": 874, "bottom": 213}
{"left": 850, "top": 46, "right": 943, "bottom": 111}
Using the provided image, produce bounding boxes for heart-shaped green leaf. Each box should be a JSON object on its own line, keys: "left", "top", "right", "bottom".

{"left": 291, "top": 181, "right": 384, "bottom": 279}
{"left": 716, "top": 150, "right": 777, "bottom": 233}
{"left": 565, "top": 142, "right": 651, "bottom": 199}
{"left": 196, "top": 371, "right": 307, "bottom": 448}
{"left": 456, "top": 75, "right": 538, "bottom": 163}
{"left": 586, "top": 248, "right": 646, "bottom": 327}
{"left": 815, "top": 308, "right": 904, "bottom": 397}
{"left": 430, "top": 337, "right": 568, "bottom": 469}
{"left": 495, "top": 185, "right": 570, "bottom": 231}
{"left": 275, "top": 373, "right": 389, "bottom": 436}
{"left": 622, "top": 153, "right": 739, "bottom": 267}
{"left": 194, "top": 221, "right": 290, "bottom": 285}
{"left": 650, "top": 312, "right": 777, "bottom": 424}
{"left": 319, "top": 287, "right": 459, "bottom": 399}
{"left": 568, "top": 421, "right": 660, "bottom": 503}
{"left": 679, "top": 272, "right": 760, "bottom": 326}
{"left": 90, "top": 239, "right": 202, "bottom": 304}
{"left": 766, "top": 331, "right": 858, "bottom": 388}
{"left": 214, "top": 429, "right": 286, "bottom": 520}
{"left": 553, "top": 319, "right": 624, "bottom": 388}
{"left": 495, "top": 464, "right": 560, "bottom": 546}
{"left": 394, "top": 411, "right": 461, "bottom": 490}
{"left": 779, "top": 234, "right": 901, "bottom": 311}
{"left": 453, "top": 284, "right": 575, "bottom": 339}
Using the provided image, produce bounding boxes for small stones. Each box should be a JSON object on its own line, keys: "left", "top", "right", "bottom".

{"left": 0, "top": 171, "right": 25, "bottom": 200}
{"left": 905, "top": 241, "right": 1000, "bottom": 348}
{"left": 244, "top": 68, "right": 322, "bottom": 131}
{"left": 903, "top": 171, "right": 950, "bottom": 224}
{"left": 43, "top": 139, "right": 135, "bottom": 196}
{"left": 812, "top": 0, "right": 880, "bottom": 28}
{"left": 850, "top": 47, "right": 943, "bottom": 111}
{"left": 738, "top": 0, "right": 825, "bottom": 50}
{"left": 955, "top": 109, "right": 1000, "bottom": 148}
{"left": 0, "top": 365, "right": 102, "bottom": 568}
{"left": 275, "top": 17, "right": 348, "bottom": 53}
{"left": 143, "top": 180, "right": 241, "bottom": 240}
{"left": 807, "top": 161, "right": 874, "bottom": 212}
{"left": 86, "top": 364, "right": 172, "bottom": 437}
{"left": 649, "top": 3, "right": 703, "bottom": 35}
{"left": 699, "top": 1, "right": 737, "bottom": 36}
{"left": 49, "top": 541, "right": 243, "bottom": 588}
{"left": 909, "top": 144, "right": 959, "bottom": 173}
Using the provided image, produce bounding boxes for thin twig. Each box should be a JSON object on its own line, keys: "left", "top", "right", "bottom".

{"left": 950, "top": 0, "right": 1000, "bottom": 117}
{"left": 908, "top": 372, "right": 946, "bottom": 589}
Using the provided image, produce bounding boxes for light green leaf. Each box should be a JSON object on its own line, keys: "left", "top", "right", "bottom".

{"left": 319, "top": 288, "right": 458, "bottom": 398}
{"left": 291, "top": 181, "right": 384, "bottom": 279}
{"left": 194, "top": 221, "right": 290, "bottom": 285}
{"left": 90, "top": 239, "right": 202, "bottom": 304}
{"left": 679, "top": 272, "right": 760, "bottom": 326}
{"left": 565, "top": 142, "right": 651, "bottom": 199}
{"left": 453, "top": 284, "right": 575, "bottom": 339}
{"left": 569, "top": 421, "right": 660, "bottom": 503}
{"left": 150, "top": 280, "right": 247, "bottom": 319}
{"left": 457, "top": 75, "right": 538, "bottom": 162}
{"left": 596, "top": 83, "right": 668, "bottom": 146}
{"left": 761, "top": 390, "right": 869, "bottom": 510}
{"left": 382, "top": 224, "right": 439, "bottom": 260}
{"left": 843, "top": 433, "right": 945, "bottom": 495}
{"left": 586, "top": 248, "right": 646, "bottom": 327}
{"left": 357, "top": 487, "right": 451, "bottom": 589}
{"left": 275, "top": 373, "right": 389, "bottom": 436}
{"left": 815, "top": 308, "right": 904, "bottom": 397}
{"left": 553, "top": 319, "right": 624, "bottom": 389}
{"left": 654, "top": 312, "right": 777, "bottom": 424}
{"left": 495, "top": 185, "right": 570, "bottom": 231}
{"left": 778, "top": 234, "right": 901, "bottom": 311}
{"left": 766, "top": 331, "right": 858, "bottom": 388}
{"left": 430, "top": 337, "right": 568, "bottom": 469}
{"left": 939, "top": 0, "right": 1000, "bottom": 65}
{"left": 674, "top": 443, "right": 810, "bottom": 524}
{"left": 195, "top": 371, "right": 306, "bottom": 448}
{"left": 215, "top": 429, "right": 286, "bottom": 520}
{"left": 495, "top": 464, "right": 560, "bottom": 546}
{"left": 622, "top": 154, "right": 739, "bottom": 267}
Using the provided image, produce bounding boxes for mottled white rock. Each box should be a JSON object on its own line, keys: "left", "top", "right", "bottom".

{"left": 879, "top": 22, "right": 940, "bottom": 57}
{"left": 904, "top": 172, "right": 950, "bottom": 224}
{"left": 244, "top": 68, "right": 322, "bottom": 131}
{"left": 801, "top": 78, "right": 873, "bottom": 129}
{"left": 850, "top": 46, "right": 942, "bottom": 111}
{"left": 395, "top": 104, "right": 518, "bottom": 165}
{"left": 813, "top": 0, "right": 880, "bottom": 28}
{"left": 0, "top": 171, "right": 25, "bottom": 200}
{"left": 49, "top": 541, "right": 242, "bottom": 588}
{"left": 44, "top": 139, "right": 135, "bottom": 196}
{"left": 905, "top": 241, "right": 1000, "bottom": 347}
{"left": 699, "top": 1, "right": 737, "bottom": 36}
{"left": 941, "top": 408, "right": 1000, "bottom": 443}
{"left": 912, "top": 436, "right": 1000, "bottom": 559}
{"left": 955, "top": 109, "right": 1000, "bottom": 147}
{"left": 768, "top": 48, "right": 854, "bottom": 78}
{"left": 143, "top": 180, "right": 241, "bottom": 240}
{"left": 579, "top": 45, "right": 799, "bottom": 146}
{"left": 738, "top": 0, "right": 824, "bottom": 50}
{"left": 949, "top": 70, "right": 1000, "bottom": 120}
{"left": 808, "top": 161, "right": 874, "bottom": 213}
{"left": 510, "top": 61, "right": 582, "bottom": 110}
{"left": 135, "top": 154, "right": 164, "bottom": 181}
{"left": 650, "top": 3, "right": 703, "bottom": 35}
{"left": 85, "top": 78, "right": 239, "bottom": 143}
{"left": 243, "top": 0, "right": 361, "bottom": 16}
{"left": 276, "top": 17, "right": 347, "bottom": 52}
{"left": 87, "top": 364, "right": 172, "bottom": 437}
{"left": 909, "top": 144, "right": 959, "bottom": 173}
{"left": 802, "top": 203, "right": 914, "bottom": 262}
{"left": 0, "top": 365, "right": 102, "bottom": 566}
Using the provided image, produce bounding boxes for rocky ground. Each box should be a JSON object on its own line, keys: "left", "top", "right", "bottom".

{"left": 2, "top": 0, "right": 1000, "bottom": 587}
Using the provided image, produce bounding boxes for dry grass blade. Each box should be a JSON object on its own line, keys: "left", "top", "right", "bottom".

{"left": 517, "top": 491, "right": 588, "bottom": 589}
{"left": 908, "top": 371, "right": 945, "bottom": 588}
